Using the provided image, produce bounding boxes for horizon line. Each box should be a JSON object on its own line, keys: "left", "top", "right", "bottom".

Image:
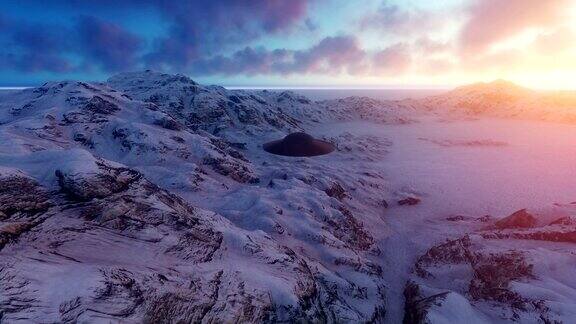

{"left": 224, "top": 86, "right": 451, "bottom": 90}
{"left": 0, "top": 86, "right": 451, "bottom": 91}
{"left": 3, "top": 84, "right": 576, "bottom": 91}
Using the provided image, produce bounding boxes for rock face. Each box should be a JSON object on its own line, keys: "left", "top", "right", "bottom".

{"left": 492, "top": 209, "right": 537, "bottom": 229}
{"left": 0, "top": 168, "right": 51, "bottom": 249}
{"left": 406, "top": 203, "right": 576, "bottom": 323}
{"left": 0, "top": 72, "right": 392, "bottom": 322}
{"left": 0, "top": 79, "right": 260, "bottom": 189}
{"left": 0, "top": 152, "right": 387, "bottom": 322}
{"left": 108, "top": 71, "right": 302, "bottom": 138}
{"left": 398, "top": 197, "right": 421, "bottom": 206}
{"left": 408, "top": 235, "right": 539, "bottom": 322}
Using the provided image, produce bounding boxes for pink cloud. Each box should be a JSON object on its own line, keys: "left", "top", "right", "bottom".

{"left": 371, "top": 43, "right": 412, "bottom": 75}
{"left": 420, "top": 58, "right": 455, "bottom": 75}
{"left": 533, "top": 27, "right": 576, "bottom": 54}
{"left": 415, "top": 37, "right": 452, "bottom": 54}
{"left": 460, "top": 0, "right": 569, "bottom": 54}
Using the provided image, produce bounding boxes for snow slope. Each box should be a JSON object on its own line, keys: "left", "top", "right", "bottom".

{"left": 0, "top": 73, "right": 405, "bottom": 322}
{"left": 3, "top": 72, "right": 576, "bottom": 323}
{"left": 418, "top": 79, "right": 576, "bottom": 123}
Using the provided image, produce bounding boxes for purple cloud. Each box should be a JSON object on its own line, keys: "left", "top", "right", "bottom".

{"left": 0, "top": 0, "right": 445, "bottom": 79}
{"left": 371, "top": 43, "right": 412, "bottom": 75}
{"left": 190, "top": 47, "right": 290, "bottom": 75}
{"left": 0, "top": 19, "right": 75, "bottom": 72}
{"left": 1, "top": 0, "right": 311, "bottom": 76}
{"left": 189, "top": 36, "right": 417, "bottom": 77}
{"left": 188, "top": 35, "right": 368, "bottom": 76}
{"left": 289, "top": 36, "right": 367, "bottom": 74}
{"left": 0, "top": 15, "right": 142, "bottom": 73}
{"left": 77, "top": 16, "right": 143, "bottom": 71}
{"left": 145, "top": 0, "right": 310, "bottom": 69}
{"left": 359, "top": 1, "right": 440, "bottom": 36}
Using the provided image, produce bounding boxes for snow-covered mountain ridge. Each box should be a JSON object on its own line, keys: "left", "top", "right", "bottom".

{"left": 0, "top": 72, "right": 404, "bottom": 322}
{"left": 3, "top": 72, "right": 576, "bottom": 323}
{"left": 418, "top": 79, "right": 576, "bottom": 123}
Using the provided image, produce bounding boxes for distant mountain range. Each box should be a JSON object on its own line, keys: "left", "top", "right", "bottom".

{"left": 8, "top": 77, "right": 576, "bottom": 123}
{"left": 418, "top": 80, "right": 576, "bottom": 123}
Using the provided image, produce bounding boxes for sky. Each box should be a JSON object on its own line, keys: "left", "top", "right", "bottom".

{"left": 1, "top": 0, "right": 576, "bottom": 88}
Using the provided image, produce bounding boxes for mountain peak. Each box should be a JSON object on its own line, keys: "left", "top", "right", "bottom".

{"left": 448, "top": 79, "right": 533, "bottom": 98}
{"left": 107, "top": 70, "right": 198, "bottom": 89}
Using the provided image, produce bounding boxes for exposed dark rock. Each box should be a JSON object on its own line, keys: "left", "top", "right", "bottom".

{"left": 398, "top": 197, "right": 421, "bottom": 206}
{"left": 55, "top": 163, "right": 141, "bottom": 202}
{"left": 334, "top": 257, "right": 383, "bottom": 277}
{"left": 325, "top": 182, "right": 347, "bottom": 201}
{"left": 468, "top": 251, "right": 533, "bottom": 309}
{"left": 0, "top": 174, "right": 51, "bottom": 217}
{"left": 482, "top": 229, "right": 576, "bottom": 244}
{"left": 380, "top": 200, "right": 389, "bottom": 209}
{"left": 403, "top": 281, "right": 449, "bottom": 324}
{"left": 335, "top": 206, "right": 374, "bottom": 250}
{"left": 493, "top": 209, "right": 537, "bottom": 229}
{"left": 165, "top": 228, "right": 223, "bottom": 263}
{"left": 414, "top": 234, "right": 535, "bottom": 312}
{"left": 202, "top": 157, "right": 259, "bottom": 183}
{"left": 549, "top": 216, "right": 576, "bottom": 226}
{"left": 170, "top": 136, "right": 185, "bottom": 143}
{"left": 415, "top": 236, "right": 473, "bottom": 278}
{"left": 153, "top": 116, "right": 183, "bottom": 131}
{"left": 83, "top": 96, "right": 119, "bottom": 115}
{"left": 476, "top": 215, "right": 491, "bottom": 222}
{"left": 0, "top": 221, "right": 35, "bottom": 250}
{"left": 0, "top": 173, "right": 51, "bottom": 249}
{"left": 446, "top": 215, "right": 466, "bottom": 221}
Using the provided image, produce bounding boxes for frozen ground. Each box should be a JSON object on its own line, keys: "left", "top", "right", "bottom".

{"left": 320, "top": 117, "right": 576, "bottom": 216}
{"left": 314, "top": 117, "right": 576, "bottom": 321}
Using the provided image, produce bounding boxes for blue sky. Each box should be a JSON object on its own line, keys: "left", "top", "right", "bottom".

{"left": 1, "top": 0, "right": 575, "bottom": 88}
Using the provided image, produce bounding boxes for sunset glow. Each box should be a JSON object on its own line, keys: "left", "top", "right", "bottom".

{"left": 2, "top": 0, "right": 576, "bottom": 88}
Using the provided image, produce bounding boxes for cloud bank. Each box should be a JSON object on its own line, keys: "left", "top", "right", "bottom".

{"left": 1, "top": 0, "right": 575, "bottom": 86}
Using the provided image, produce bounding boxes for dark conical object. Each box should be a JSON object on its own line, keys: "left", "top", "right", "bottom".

{"left": 263, "top": 132, "right": 335, "bottom": 157}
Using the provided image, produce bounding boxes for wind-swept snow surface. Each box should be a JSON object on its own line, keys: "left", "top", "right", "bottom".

{"left": 2, "top": 73, "right": 576, "bottom": 323}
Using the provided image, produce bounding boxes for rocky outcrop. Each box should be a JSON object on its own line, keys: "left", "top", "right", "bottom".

{"left": 0, "top": 171, "right": 50, "bottom": 218}
{"left": 108, "top": 71, "right": 301, "bottom": 137}
{"left": 55, "top": 163, "right": 141, "bottom": 202}
{"left": 492, "top": 209, "right": 537, "bottom": 229}
{"left": 325, "top": 182, "right": 347, "bottom": 201}
{"left": 0, "top": 170, "right": 51, "bottom": 249}
{"left": 0, "top": 158, "right": 380, "bottom": 322}
{"left": 409, "top": 224, "right": 566, "bottom": 322}
{"left": 414, "top": 235, "right": 534, "bottom": 306}
{"left": 0, "top": 72, "right": 389, "bottom": 322}
{"left": 403, "top": 281, "right": 449, "bottom": 324}
{"left": 398, "top": 197, "right": 421, "bottom": 206}
{"left": 0, "top": 78, "right": 259, "bottom": 186}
